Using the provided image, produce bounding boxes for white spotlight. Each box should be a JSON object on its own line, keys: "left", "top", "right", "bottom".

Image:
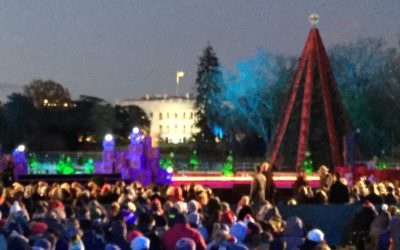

{"left": 17, "top": 145, "right": 26, "bottom": 152}
{"left": 104, "top": 134, "right": 113, "bottom": 142}
{"left": 166, "top": 167, "right": 173, "bottom": 174}
{"left": 132, "top": 127, "right": 140, "bottom": 134}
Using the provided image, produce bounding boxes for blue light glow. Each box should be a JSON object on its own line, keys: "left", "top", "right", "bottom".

{"left": 213, "top": 126, "right": 224, "bottom": 138}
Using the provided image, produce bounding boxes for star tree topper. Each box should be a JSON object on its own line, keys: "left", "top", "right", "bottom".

{"left": 309, "top": 12, "right": 319, "bottom": 26}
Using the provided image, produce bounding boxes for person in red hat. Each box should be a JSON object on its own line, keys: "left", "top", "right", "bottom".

{"left": 30, "top": 221, "right": 48, "bottom": 236}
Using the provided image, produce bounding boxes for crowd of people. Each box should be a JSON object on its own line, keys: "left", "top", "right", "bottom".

{"left": 0, "top": 162, "right": 399, "bottom": 250}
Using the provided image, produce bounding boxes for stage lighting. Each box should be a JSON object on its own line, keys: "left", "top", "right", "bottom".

{"left": 104, "top": 134, "right": 113, "bottom": 142}
{"left": 17, "top": 145, "right": 26, "bottom": 152}
{"left": 132, "top": 127, "right": 140, "bottom": 134}
{"left": 102, "top": 133, "right": 115, "bottom": 152}
{"left": 130, "top": 127, "right": 143, "bottom": 145}
{"left": 166, "top": 166, "right": 173, "bottom": 174}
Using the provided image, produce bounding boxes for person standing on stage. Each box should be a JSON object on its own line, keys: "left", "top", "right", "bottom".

{"left": 261, "top": 162, "right": 276, "bottom": 203}
{"left": 250, "top": 164, "right": 266, "bottom": 211}
{"left": 318, "top": 165, "right": 333, "bottom": 193}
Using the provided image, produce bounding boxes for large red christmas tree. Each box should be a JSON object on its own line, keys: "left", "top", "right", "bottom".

{"left": 269, "top": 24, "right": 355, "bottom": 171}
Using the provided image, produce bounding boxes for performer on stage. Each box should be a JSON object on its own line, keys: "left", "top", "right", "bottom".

{"left": 250, "top": 164, "right": 266, "bottom": 211}
{"left": 261, "top": 161, "right": 276, "bottom": 203}
{"left": 318, "top": 165, "right": 333, "bottom": 193}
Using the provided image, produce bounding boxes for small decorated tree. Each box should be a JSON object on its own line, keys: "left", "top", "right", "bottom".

{"left": 28, "top": 153, "right": 40, "bottom": 174}
{"left": 56, "top": 155, "right": 75, "bottom": 174}
{"left": 222, "top": 151, "right": 234, "bottom": 176}
{"left": 189, "top": 150, "right": 200, "bottom": 170}
{"left": 160, "top": 152, "right": 174, "bottom": 171}
{"left": 301, "top": 151, "right": 313, "bottom": 175}
{"left": 376, "top": 157, "right": 389, "bottom": 169}
{"left": 84, "top": 158, "right": 94, "bottom": 174}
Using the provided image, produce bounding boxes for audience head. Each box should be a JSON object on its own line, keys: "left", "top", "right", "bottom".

{"left": 176, "top": 238, "right": 196, "bottom": 250}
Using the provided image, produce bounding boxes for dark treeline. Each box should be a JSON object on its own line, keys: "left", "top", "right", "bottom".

{"left": 0, "top": 79, "right": 149, "bottom": 152}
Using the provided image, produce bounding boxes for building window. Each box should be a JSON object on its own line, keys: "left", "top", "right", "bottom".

{"left": 183, "top": 125, "right": 186, "bottom": 133}
{"left": 167, "top": 112, "right": 170, "bottom": 119}
{"left": 159, "top": 112, "right": 163, "bottom": 120}
{"left": 183, "top": 112, "right": 186, "bottom": 119}
{"left": 149, "top": 112, "right": 153, "bottom": 119}
{"left": 190, "top": 112, "right": 193, "bottom": 119}
{"left": 159, "top": 125, "right": 163, "bottom": 132}
{"left": 174, "top": 113, "right": 178, "bottom": 119}
{"left": 175, "top": 125, "right": 178, "bottom": 131}
{"left": 167, "top": 125, "right": 170, "bottom": 133}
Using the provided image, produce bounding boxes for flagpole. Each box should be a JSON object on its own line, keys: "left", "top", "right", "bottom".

{"left": 176, "top": 71, "right": 184, "bottom": 96}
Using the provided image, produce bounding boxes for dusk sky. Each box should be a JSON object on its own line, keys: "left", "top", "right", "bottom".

{"left": 0, "top": 1, "right": 399, "bottom": 103}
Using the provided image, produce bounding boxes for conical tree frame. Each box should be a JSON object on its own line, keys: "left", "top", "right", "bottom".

{"left": 269, "top": 28, "right": 355, "bottom": 171}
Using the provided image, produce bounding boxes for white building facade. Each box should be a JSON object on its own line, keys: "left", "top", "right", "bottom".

{"left": 118, "top": 94, "right": 198, "bottom": 144}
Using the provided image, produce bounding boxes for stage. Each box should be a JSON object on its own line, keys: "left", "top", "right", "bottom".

{"left": 17, "top": 171, "right": 320, "bottom": 189}
{"left": 172, "top": 172, "right": 320, "bottom": 189}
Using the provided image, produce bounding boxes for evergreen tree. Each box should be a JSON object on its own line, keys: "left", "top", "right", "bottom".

{"left": 301, "top": 151, "right": 313, "bottom": 174}
{"left": 194, "top": 44, "right": 222, "bottom": 155}
{"left": 189, "top": 150, "right": 200, "bottom": 170}
{"left": 222, "top": 151, "right": 234, "bottom": 176}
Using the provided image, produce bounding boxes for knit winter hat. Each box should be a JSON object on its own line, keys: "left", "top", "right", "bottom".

{"left": 122, "top": 209, "right": 137, "bottom": 225}
{"left": 126, "top": 230, "right": 143, "bottom": 242}
{"left": 30, "top": 221, "right": 48, "bottom": 235}
{"left": 105, "top": 244, "right": 121, "bottom": 250}
{"left": 176, "top": 237, "right": 196, "bottom": 250}
{"left": 188, "top": 200, "right": 198, "bottom": 214}
{"left": 230, "top": 222, "right": 248, "bottom": 243}
{"left": 188, "top": 213, "right": 200, "bottom": 226}
{"left": 243, "top": 214, "right": 255, "bottom": 226}
{"left": 307, "top": 228, "right": 324, "bottom": 243}
{"left": 33, "top": 238, "right": 51, "bottom": 250}
{"left": 130, "top": 235, "right": 150, "bottom": 250}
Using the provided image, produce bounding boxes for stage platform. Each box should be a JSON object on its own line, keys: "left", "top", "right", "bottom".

{"left": 17, "top": 174, "right": 121, "bottom": 184}
{"left": 17, "top": 171, "right": 320, "bottom": 189}
{"left": 172, "top": 172, "right": 320, "bottom": 189}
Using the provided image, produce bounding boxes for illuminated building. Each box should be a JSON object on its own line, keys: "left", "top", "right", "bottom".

{"left": 118, "top": 94, "right": 198, "bottom": 144}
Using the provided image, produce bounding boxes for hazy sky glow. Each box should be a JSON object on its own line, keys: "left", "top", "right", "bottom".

{"left": 0, "top": 1, "right": 399, "bottom": 102}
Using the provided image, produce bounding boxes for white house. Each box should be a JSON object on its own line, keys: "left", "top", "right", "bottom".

{"left": 118, "top": 93, "right": 198, "bottom": 144}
